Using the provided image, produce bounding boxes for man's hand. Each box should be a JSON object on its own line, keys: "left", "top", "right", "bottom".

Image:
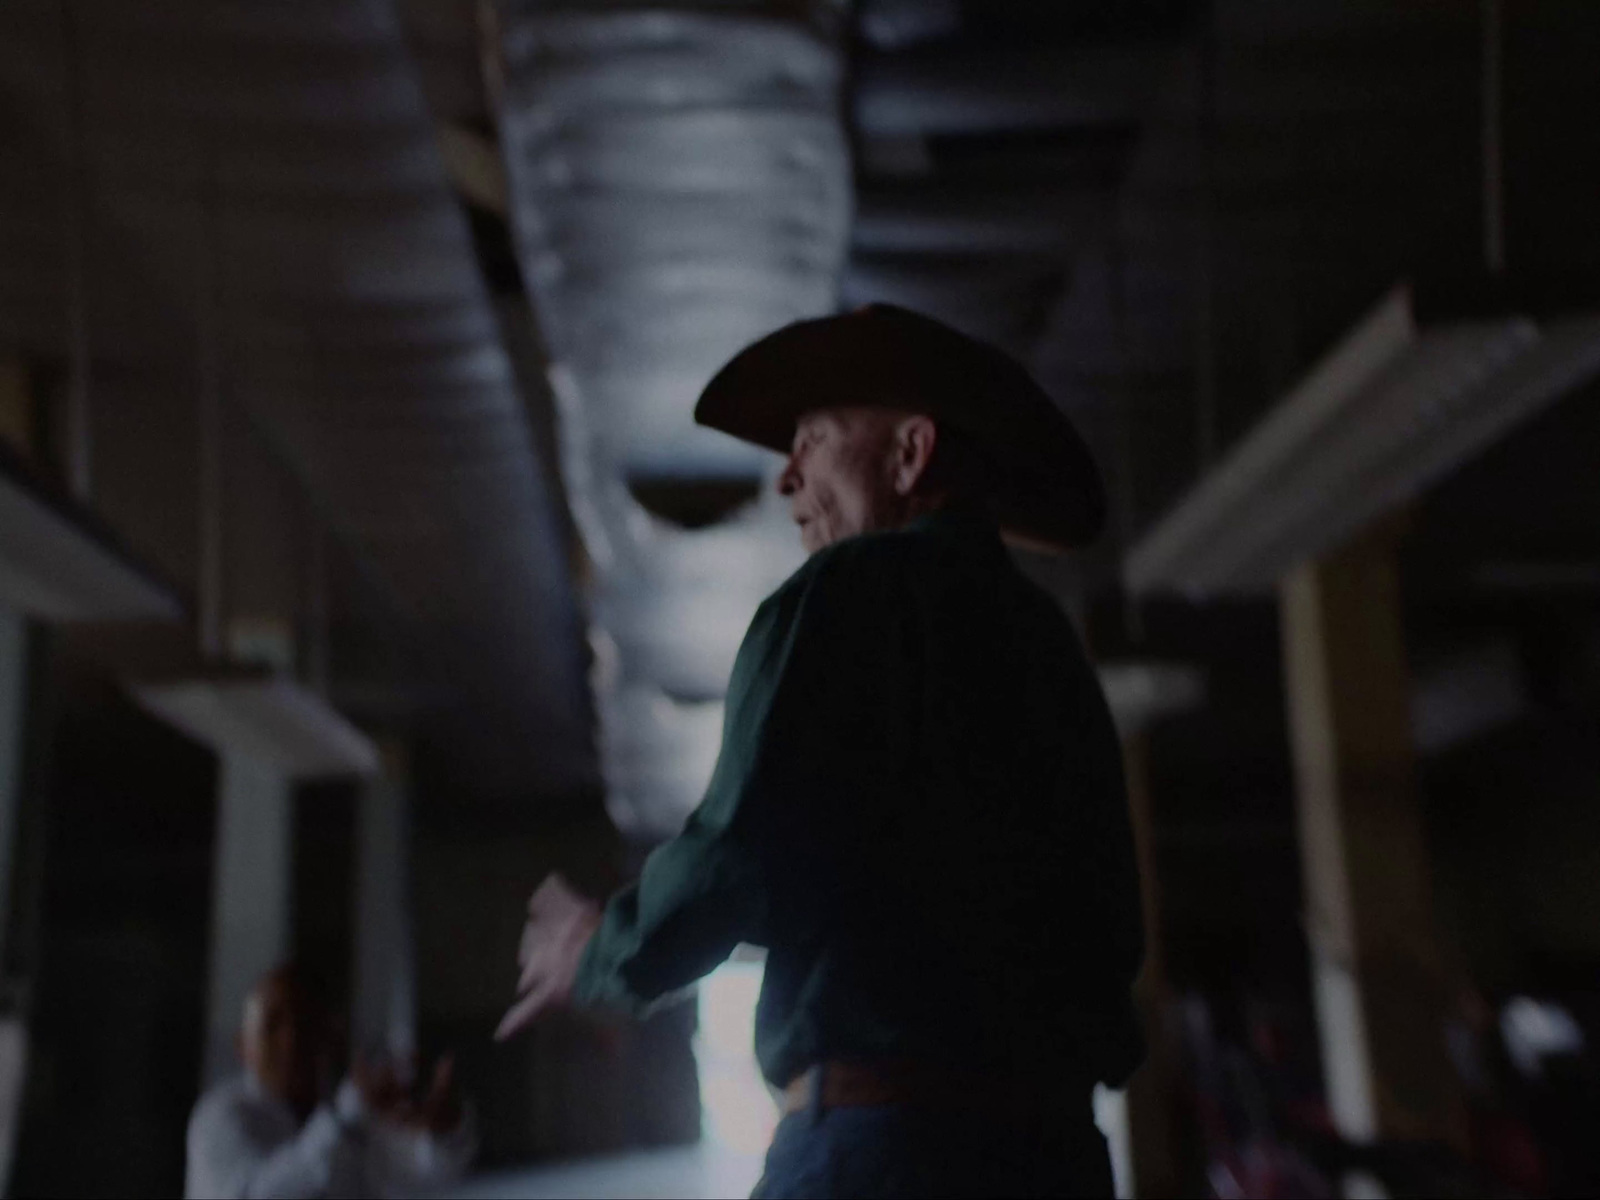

{"left": 413, "top": 1055, "right": 463, "bottom": 1134}
{"left": 493, "top": 873, "right": 602, "bottom": 1042}
{"left": 351, "top": 1052, "right": 412, "bottom": 1119}
{"left": 352, "top": 1052, "right": 466, "bottom": 1133}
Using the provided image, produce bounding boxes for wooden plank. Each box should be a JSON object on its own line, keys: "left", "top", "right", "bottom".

{"left": 1279, "top": 520, "right": 1465, "bottom": 1152}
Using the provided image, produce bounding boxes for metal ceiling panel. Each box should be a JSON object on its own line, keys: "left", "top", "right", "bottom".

{"left": 1125, "top": 284, "right": 1600, "bottom": 596}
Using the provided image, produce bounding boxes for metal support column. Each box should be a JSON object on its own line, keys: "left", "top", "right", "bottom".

{"left": 350, "top": 743, "right": 416, "bottom": 1063}
{"left": 203, "top": 754, "right": 293, "bottom": 1085}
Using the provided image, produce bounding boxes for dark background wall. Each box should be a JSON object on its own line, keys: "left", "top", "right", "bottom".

{"left": 11, "top": 655, "right": 215, "bottom": 1199}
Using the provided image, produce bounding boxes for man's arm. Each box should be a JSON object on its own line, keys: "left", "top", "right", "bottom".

{"left": 185, "top": 1082, "right": 368, "bottom": 1200}
{"left": 571, "top": 788, "right": 771, "bottom": 1015}
{"left": 497, "top": 543, "right": 911, "bottom": 1033}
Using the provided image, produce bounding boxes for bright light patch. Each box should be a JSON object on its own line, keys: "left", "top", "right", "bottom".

{"left": 1502, "top": 995, "right": 1586, "bottom": 1078}
{"left": 695, "top": 958, "right": 778, "bottom": 1157}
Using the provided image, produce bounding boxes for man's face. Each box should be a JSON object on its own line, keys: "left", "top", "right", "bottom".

{"left": 239, "top": 972, "right": 320, "bottom": 1113}
{"left": 776, "top": 408, "right": 907, "bottom": 553}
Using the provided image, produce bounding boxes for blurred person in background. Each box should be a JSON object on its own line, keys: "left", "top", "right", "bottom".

{"left": 1496, "top": 990, "right": 1598, "bottom": 1197}
{"left": 1444, "top": 985, "right": 1548, "bottom": 1196}
{"left": 184, "top": 963, "right": 476, "bottom": 1199}
{"left": 496, "top": 305, "right": 1146, "bottom": 1198}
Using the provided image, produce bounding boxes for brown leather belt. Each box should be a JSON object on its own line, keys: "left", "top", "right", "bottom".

{"left": 780, "top": 1060, "right": 1064, "bottom": 1118}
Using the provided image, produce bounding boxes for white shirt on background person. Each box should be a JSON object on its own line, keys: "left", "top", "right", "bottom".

{"left": 184, "top": 1072, "right": 476, "bottom": 1199}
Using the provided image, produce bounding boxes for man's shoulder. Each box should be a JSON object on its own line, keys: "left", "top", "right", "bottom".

{"left": 189, "top": 1075, "right": 248, "bottom": 1136}
{"left": 772, "top": 525, "right": 933, "bottom": 601}
{"left": 189, "top": 1074, "right": 282, "bottom": 1138}
{"left": 753, "top": 531, "right": 921, "bottom": 636}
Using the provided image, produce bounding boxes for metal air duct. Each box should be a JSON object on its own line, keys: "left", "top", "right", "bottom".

{"left": 496, "top": 1, "right": 852, "bottom": 835}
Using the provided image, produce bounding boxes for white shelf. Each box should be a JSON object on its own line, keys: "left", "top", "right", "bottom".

{"left": 0, "top": 456, "right": 180, "bottom": 622}
{"left": 132, "top": 674, "right": 379, "bottom": 779}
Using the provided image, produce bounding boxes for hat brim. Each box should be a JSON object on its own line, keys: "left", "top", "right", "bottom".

{"left": 693, "top": 306, "right": 1106, "bottom": 551}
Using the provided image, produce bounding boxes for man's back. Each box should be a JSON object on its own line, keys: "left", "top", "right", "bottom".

{"left": 749, "top": 508, "right": 1144, "bottom": 1088}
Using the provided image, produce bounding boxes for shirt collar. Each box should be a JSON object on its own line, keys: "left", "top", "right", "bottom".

{"left": 906, "top": 503, "right": 1000, "bottom": 540}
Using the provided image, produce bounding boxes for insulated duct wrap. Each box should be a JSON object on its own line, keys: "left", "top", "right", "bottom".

{"left": 496, "top": 1, "right": 851, "bottom": 835}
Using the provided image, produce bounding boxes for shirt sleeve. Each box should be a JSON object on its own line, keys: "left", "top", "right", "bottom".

{"left": 573, "top": 543, "right": 913, "bottom": 1015}
{"left": 185, "top": 1082, "right": 367, "bottom": 1200}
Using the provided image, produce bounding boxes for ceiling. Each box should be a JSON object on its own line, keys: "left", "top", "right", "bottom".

{"left": 0, "top": 0, "right": 593, "bottom": 812}
{"left": 3, "top": 0, "right": 1598, "bottom": 834}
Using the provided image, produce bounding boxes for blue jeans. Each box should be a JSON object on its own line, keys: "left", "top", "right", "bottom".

{"left": 751, "top": 1102, "right": 1114, "bottom": 1199}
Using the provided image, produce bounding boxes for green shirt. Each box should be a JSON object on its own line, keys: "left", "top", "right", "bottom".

{"left": 574, "top": 507, "right": 1145, "bottom": 1089}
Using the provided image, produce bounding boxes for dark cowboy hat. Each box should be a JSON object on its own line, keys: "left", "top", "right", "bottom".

{"left": 694, "top": 303, "right": 1106, "bottom": 550}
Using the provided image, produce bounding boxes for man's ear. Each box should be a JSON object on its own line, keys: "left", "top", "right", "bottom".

{"left": 892, "top": 415, "right": 938, "bottom": 495}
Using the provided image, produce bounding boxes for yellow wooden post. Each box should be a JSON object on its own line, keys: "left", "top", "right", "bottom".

{"left": 1279, "top": 524, "right": 1465, "bottom": 1164}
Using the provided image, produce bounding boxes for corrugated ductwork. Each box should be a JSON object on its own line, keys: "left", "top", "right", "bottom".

{"left": 495, "top": 1, "right": 852, "bottom": 835}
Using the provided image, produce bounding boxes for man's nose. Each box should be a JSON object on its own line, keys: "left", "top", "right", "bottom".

{"left": 776, "top": 456, "right": 800, "bottom": 496}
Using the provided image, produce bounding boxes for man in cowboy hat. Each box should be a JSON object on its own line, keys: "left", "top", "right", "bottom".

{"left": 497, "top": 305, "right": 1144, "bottom": 1198}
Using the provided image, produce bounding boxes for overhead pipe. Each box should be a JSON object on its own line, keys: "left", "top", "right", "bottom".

{"left": 495, "top": 0, "right": 850, "bottom": 835}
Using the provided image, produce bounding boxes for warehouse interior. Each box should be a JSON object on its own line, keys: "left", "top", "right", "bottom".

{"left": 0, "top": 0, "right": 1598, "bottom": 1195}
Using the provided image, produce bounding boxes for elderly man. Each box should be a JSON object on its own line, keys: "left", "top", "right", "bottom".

{"left": 185, "top": 964, "right": 476, "bottom": 1199}
{"left": 498, "top": 305, "right": 1144, "bottom": 1197}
